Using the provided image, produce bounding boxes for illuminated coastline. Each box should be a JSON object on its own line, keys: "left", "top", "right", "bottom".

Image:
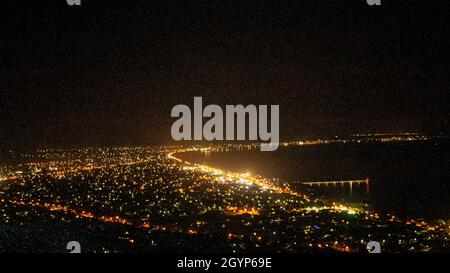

{"left": 0, "top": 135, "right": 448, "bottom": 252}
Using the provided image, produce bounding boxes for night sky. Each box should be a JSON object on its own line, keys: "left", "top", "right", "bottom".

{"left": 1, "top": 0, "right": 449, "bottom": 150}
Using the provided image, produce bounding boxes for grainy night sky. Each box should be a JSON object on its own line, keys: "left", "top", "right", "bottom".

{"left": 1, "top": 0, "right": 449, "bottom": 149}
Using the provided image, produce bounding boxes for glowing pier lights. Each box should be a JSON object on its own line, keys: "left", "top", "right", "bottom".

{"left": 296, "top": 178, "right": 370, "bottom": 194}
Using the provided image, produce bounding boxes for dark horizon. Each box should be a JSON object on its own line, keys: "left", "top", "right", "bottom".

{"left": 1, "top": 0, "right": 449, "bottom": 150}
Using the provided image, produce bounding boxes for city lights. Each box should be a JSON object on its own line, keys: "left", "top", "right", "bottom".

{"left": 0, "top": 135, "right": 448, "bottom": 252}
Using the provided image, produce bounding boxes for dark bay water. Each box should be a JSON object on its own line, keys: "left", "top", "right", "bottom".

{"left": 178, "top": 141, "right": 450, "bottom": 221}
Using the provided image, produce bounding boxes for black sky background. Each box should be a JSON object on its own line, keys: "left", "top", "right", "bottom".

{"left": 1, "top": 0, "right": 449, "bottom": 150}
